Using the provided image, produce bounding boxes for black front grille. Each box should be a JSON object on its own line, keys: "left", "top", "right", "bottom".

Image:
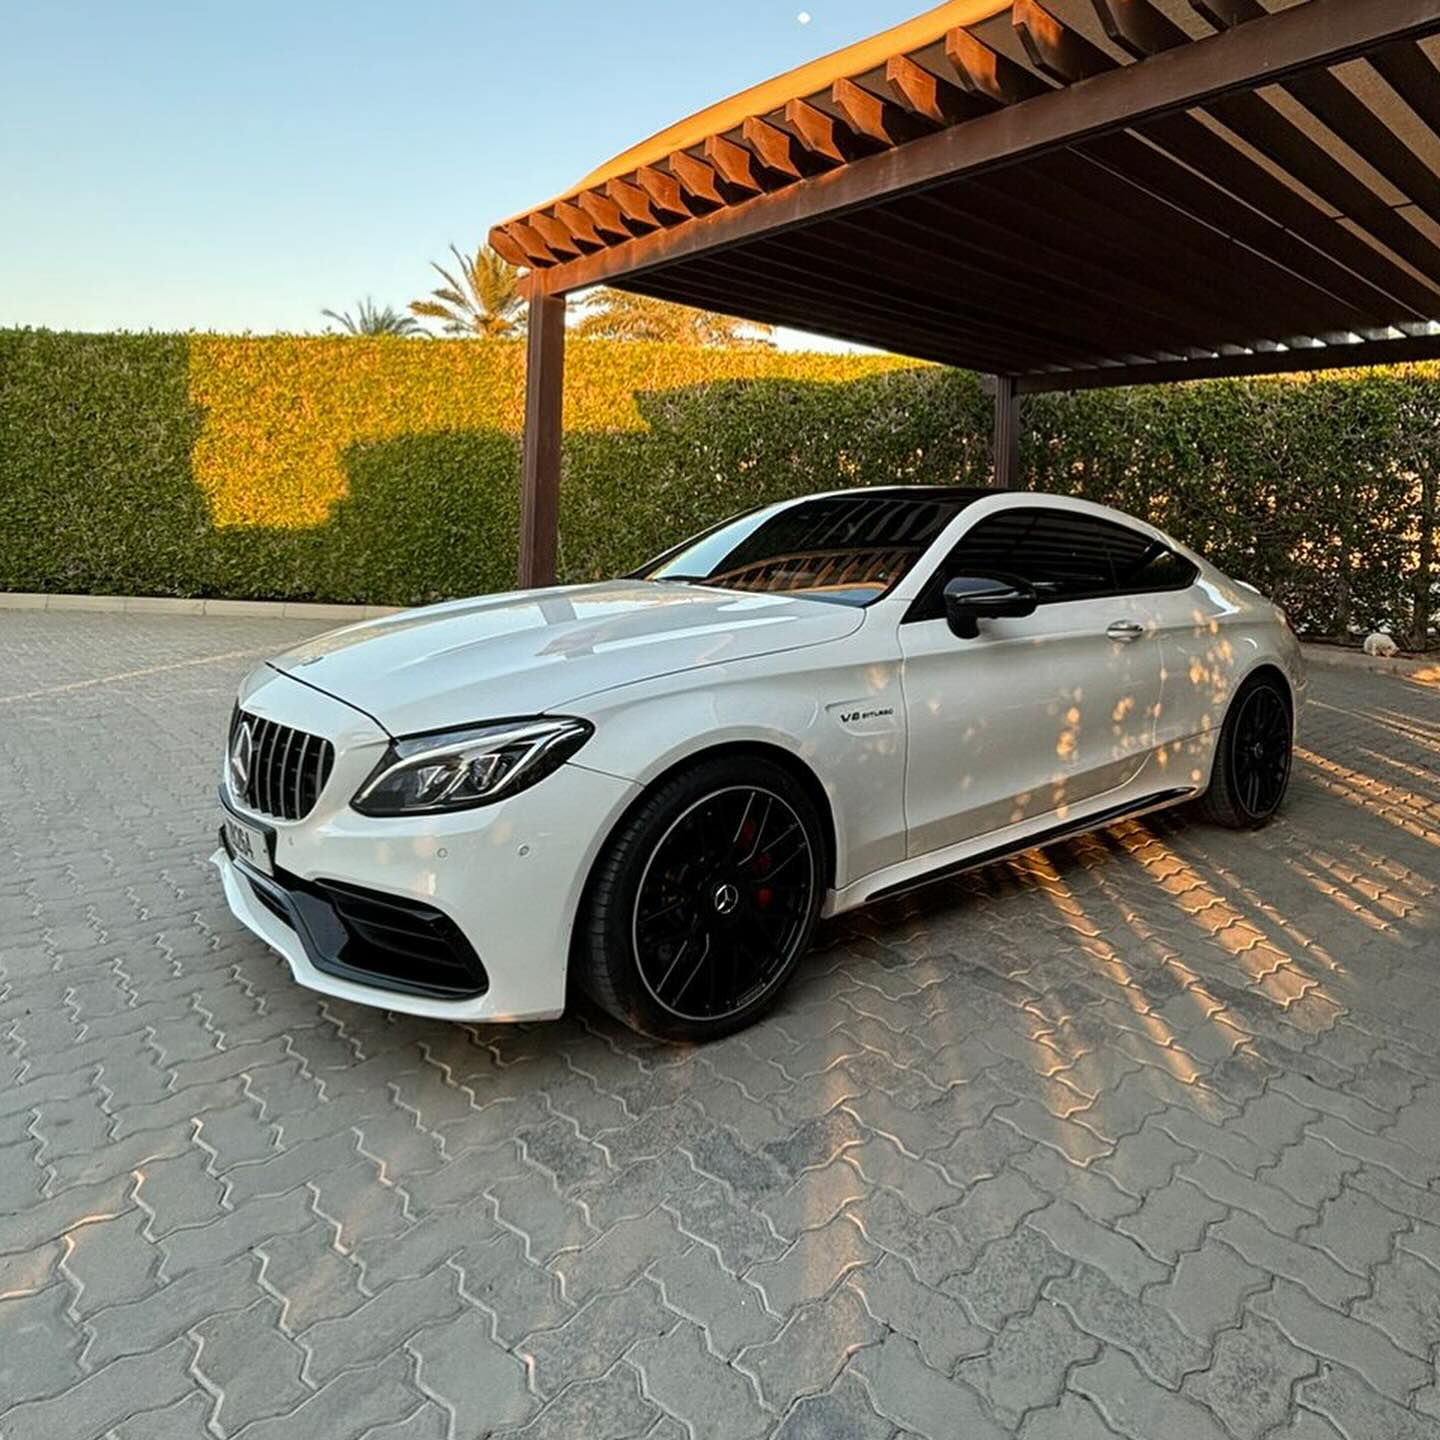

{"left": 230, "top": 708, "right": 334, "bottom": 821}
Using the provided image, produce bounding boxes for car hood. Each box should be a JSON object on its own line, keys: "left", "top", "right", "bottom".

{"left": 270, "top": 581, "right": 864, "bottom": 735}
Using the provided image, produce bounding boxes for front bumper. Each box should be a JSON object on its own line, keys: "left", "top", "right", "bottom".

{"left": 213, "top": 668, "right": 640, "bottom": 1023}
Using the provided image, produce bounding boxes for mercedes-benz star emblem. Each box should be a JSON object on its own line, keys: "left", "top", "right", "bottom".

{"left": 230, "top": 720, "right": 254, "bottom": 792}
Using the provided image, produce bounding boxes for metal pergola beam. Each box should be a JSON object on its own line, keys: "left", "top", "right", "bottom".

{"left": 523, "top": 0, "right": 1440, "bottom": 300}
{"left": 1014, "top": 332, "right": 1440, "bottom": 393}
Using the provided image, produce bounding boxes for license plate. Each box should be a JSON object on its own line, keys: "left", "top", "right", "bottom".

{"left": 224, "top": 813, "right": 273, "bottom": 876}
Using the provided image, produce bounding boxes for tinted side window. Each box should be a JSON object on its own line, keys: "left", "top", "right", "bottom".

{"left": 945, "top": 509, "right": 1119, "bottom": 601}
{"left": 908, "top": 507, "right": 1197, "bottom": 620}
{"left": 1119, "top": 544, "right": 1199, "bottom": 592}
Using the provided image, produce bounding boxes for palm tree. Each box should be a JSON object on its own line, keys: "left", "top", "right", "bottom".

{"left": 410, "top": 245, "right": 525, "bottom": 338}
{"left": 321, "top": 298, "right": 425, "bottom": 337}
{"left": 574, "top": 288, "right": 774, "bottom": 347}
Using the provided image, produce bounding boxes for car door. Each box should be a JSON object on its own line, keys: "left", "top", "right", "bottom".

{"left": 897, "top": 505, "right": 1164, "bottom": 858}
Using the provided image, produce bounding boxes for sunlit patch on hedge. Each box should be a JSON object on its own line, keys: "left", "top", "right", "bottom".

{"left": 186, "top": 335, "right": 911, "bottom": 529}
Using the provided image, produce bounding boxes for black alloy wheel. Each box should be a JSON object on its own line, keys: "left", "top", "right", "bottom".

{"left": 1198, "top": 674, "right": 1294, "bottom": 829}
{"left": 580, "top": 757, "right": 823, "bottom": 1041}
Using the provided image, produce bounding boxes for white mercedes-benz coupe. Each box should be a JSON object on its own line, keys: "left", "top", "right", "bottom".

{"left": 215, "top": 487, "right": 1304, "bottom": 1041}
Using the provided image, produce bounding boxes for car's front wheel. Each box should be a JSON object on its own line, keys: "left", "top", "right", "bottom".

{"left": 578, "top": 755, "right": 824, "bottom": 1042}
{"left": 1197, "top": 671, "right": 1294, "bottom": 829}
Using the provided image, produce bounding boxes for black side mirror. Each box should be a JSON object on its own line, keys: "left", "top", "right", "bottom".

{"left": 943, "top": 574, "right": 1038, "bottom": 639}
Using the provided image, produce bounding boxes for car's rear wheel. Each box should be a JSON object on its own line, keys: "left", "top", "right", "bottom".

{"left": 1197, "top": 672, "right": 1293, "bottom": 829}
{"left": 579, "top": 755, "right": 824, "bottom": 1042}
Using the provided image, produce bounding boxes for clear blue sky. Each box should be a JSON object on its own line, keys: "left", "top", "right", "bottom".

{"left": 1, "top": 0, "right": 922, "bottom": 336}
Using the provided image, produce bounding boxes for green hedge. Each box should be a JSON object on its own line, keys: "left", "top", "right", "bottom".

{"left": 1, "top": 328, "right": 1435, "bottom": 645}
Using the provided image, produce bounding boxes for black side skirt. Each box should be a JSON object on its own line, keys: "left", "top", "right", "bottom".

{"left": 871, "top": 787, "right": 1197, "bottom": 903}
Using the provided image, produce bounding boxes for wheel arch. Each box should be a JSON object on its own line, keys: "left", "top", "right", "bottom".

{"left": 1235, "top": 660, "right": 1295, "bottom": 710}
{"left": 565, "top": 740, "right": 840, "bottom": 1022}
{"left": 587, "top": 740, "right": 840, "bottom": 894}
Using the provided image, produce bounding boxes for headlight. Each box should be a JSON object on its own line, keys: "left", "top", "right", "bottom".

{"left": 351, "top": 717, "right": 592, "bottom": 816}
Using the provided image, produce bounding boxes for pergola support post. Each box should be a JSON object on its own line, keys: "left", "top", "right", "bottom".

{"left": 992, "top": 374, "right": 1021, "bottom": 490}
{"left": 518, "top": 293, "right": 566, "bottom": 589}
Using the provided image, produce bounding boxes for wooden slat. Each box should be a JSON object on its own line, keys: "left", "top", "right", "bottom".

{"left": 1091, "top": 0, "right": 1188, "bottom": 59}
{"left": 905, "top": 178, "right": 1293, "bottom": 349}
{"left": 743, "top": 114, "right": 824, "bottom": 179}
{"left": 946, "top": 25, "right": 1050, "bottom": 105}
{"left": 528, "top": 212, "right": 582, "bottom": 260}
{"left": 1190, "top": 0, "right": 1264, "bottom": 29}
{"left": 704, "top": 133, "right": 768, "bottom": 194}
{"left": 1369, "top": 40, "right": 1440, "bottom": 137}
{"left": 634, "top": 165, "right": 697, "bottom": 220}
{"left": 784, "top": 97, "right": 878, "bottom": 164}
{"left": 488, "top": 227, "right": 532, "bottom": 269}
{"left": 605, "top": 177, "right": 663, "bottom": 230}
{"left": 618, "top": 273, "right": 971, "bottom": 370}
{"left": 885, "top": 53, "right": 992, "bottom": 125}
{"left": 668, "top": 150, "right": 730, "bottom": 207}
{"left": 883, "top": 190, "right": 1224, "bottom": 354}
{"left": 575, "top": 189, "right": 633, "bottom": 241}
{"left": 620, "top": 267, "right": 1010, "bottom": 369}
{"left": 831, "top": 76, "right": 934, "bottom": 146}
{"left": 507, "top": 221, "right": 558, "bottom": 267}
{"left": 1001, "top": 1, "right": 1440, "bottom": 307}
{"left": 976, "top": 152, "right": 1348, "bottom": 341}
{"left": 552, "top": 200, "right": 606, "bottom": 249}
{"left": 1013, "top": 0, "right": 1116, "bottom": 83}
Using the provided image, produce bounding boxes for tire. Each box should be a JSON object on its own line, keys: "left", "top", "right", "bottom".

{"left": 1196, "top": 672, "right": 1294, "bottom": 830}
{"left": 579, "top": 755, "right": 825, "bottom": 1042}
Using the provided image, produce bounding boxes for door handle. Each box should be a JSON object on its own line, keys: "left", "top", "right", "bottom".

{"left": 1106, "top": 620, "right": 1147, "bottom": 643}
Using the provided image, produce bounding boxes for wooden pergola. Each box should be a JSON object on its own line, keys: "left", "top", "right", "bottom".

{"left": 491, "top": 0, "right": 1440, "bottom": 585}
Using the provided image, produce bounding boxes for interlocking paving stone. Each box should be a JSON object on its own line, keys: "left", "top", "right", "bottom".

{"left": 956, "top": 1298, "right": 1100, "bottom": 1428}
{"left": 0, "top": 1284, "right": 84, "bottom": 1406}
{"left": 1048, "top": 1262, "right": 1206, "bottom": 1386}
{"left": 950, "top": 1223, "right": 1072, "bottom": 1332}
{"left": 192, "top": 1296, "right": 309, "bottom": 1434}
{"left": 746, "top": 1214, "right": 877, "bottom": 1314}
{"left": 5, "top": 614, "right": 1440, "bottom": 1439}
{"left": 852, "top": 1333, "right": 1009, "bottom": 1440}
{"left": 1184, "top": 1312, "right": 1318, "bottom": 1440}
{"left": 409, "top": 1309, "right": 537, "bottom": 1434}
{"left": 849, "top": 1252, "right": 989, "bottom": 1369}
{"left": 1072, "top": 1347, "right": 1231, "bottom": 1440}
{"left": 628, "top": 1321, "right": 771, "bottom": 1440}
{"left": 738, "top": 1286, "right": 882, "bottom": 1412}
{"left": 769, "top": 1372, "right": 891, "bottom": 1440}
{"left": 521, "top": 1279, "right": 675, "bottom": 1395}
{"left": 1251, "top": 1279, "right": 1430, "bottom": 1403}
{"left": 493, "top": 1362, "right": 657, "bottom": 1439}
{"left": 1299, "top": 1363, "right": 1440, "bottom": 1440}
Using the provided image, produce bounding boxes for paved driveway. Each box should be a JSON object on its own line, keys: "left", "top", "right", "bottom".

{"left": 2, "top": 610, "right": 1439, "bottom": 1440}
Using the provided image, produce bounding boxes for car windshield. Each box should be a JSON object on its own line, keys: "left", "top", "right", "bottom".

{"left": 636, "top": 489, "right": 980, "bottom": 606}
